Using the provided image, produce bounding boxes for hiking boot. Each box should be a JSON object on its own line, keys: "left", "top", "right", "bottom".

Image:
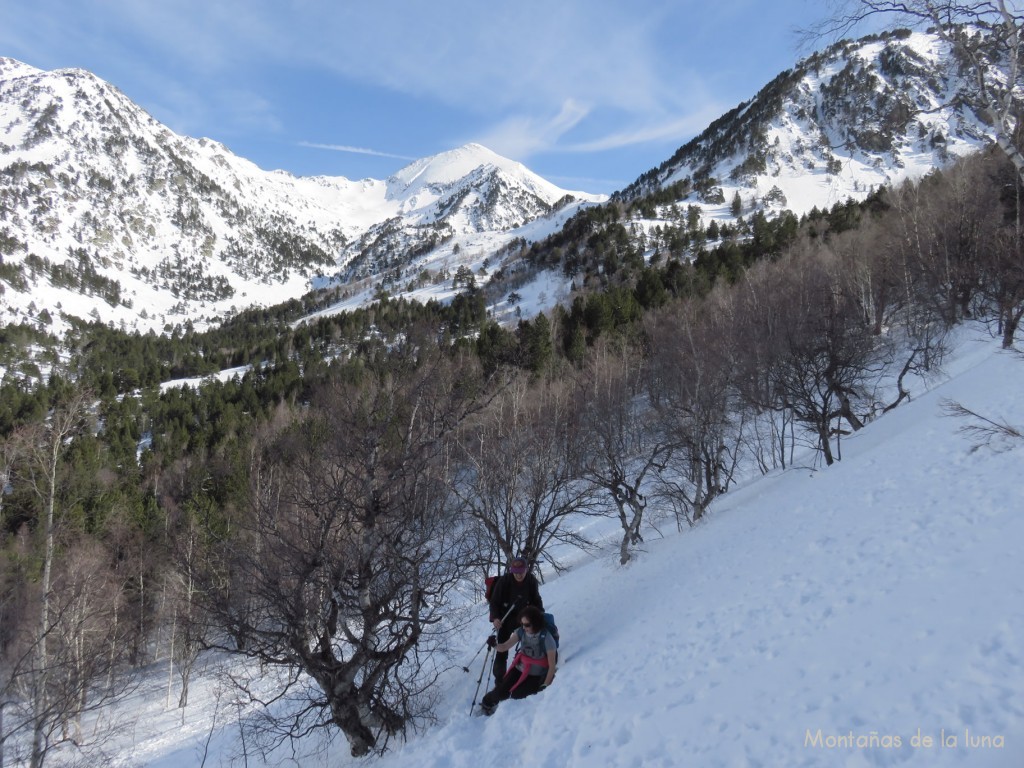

{"left": 480, "top": 702, "right": 497, "bottom": 716}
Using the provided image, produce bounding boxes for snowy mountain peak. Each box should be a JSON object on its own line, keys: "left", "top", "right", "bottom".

{"left": 337, "top": 140, "right": 600, "bottom": 284}
{"left": 386, "top": 142, "right": 568, "bottom": 203}
{"left": 389, "top": 143, "right": 508, "bottom": 189}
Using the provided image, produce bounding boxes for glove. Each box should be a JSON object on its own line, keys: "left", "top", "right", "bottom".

{"left": 486, "top": 635, "right": 497, "bottom": 648}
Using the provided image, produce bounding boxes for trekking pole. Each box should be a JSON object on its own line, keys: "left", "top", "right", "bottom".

{"left": 462, "top": 603, "right": 517, "bottom": 673}
{"left": 462, "top": 637, "right": 491, "bottom": 673}
{"left": 467, "top": 603, "right": 517, "bottom": 714}
{"left": 470, "top": 645, "right": 493, "bottom": 715}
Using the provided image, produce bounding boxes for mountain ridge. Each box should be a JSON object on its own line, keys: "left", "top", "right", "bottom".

{"left": 0, "top": 59, "right": 601, "bottom": 338}
{"left": 619, "top": 29, "right": 989, "bottom": 213}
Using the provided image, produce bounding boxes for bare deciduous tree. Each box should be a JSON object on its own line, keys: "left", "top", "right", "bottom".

{"left": 1, "top": 401, "right": 136, "bottom": 768}
{"left": 165, "top": 512, "right": 205, "bottom": 715}
{"left": 974, "top": 150, "right": 1024, "bottom": 346}
{"left": 646, "top": 293, "right": 742, "bottom": 525}
{"left": 453, "top": 373, "right": 598, "bottom": 571}
{"left": 775, "top": 252, "right": 881, "bottom": 464}
{"left": 737, "top": 248, "right": 883, "bottom": 466}
{"left": 3, "top": 561, "right": 134, "bottom": 768}
{"left": 191, "top": 349, "right": 483, "bottom": 757}
{"left": 578, "top": 339, "right": 673, "bottom": 564}
{"left": 44, "top": 541, "right": 135, "bottom": 748}
{"left": 830, "top": 193, "right": 951, "bottom": 411}
{"left": 987, "top": 225, "right": 1024, "bottom": 346}
{"left": 733, "top": 259, "right": 800, "bottom": 471}
{"left": 17, "top": 391, "right": 91, "bottom": 768}
{"left": 941, "top": 396, "right": 1023, "bottom": 449}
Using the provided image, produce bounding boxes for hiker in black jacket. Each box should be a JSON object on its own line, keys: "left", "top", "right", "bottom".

{"left": 488, "top": 556, "right": 543, "bottom": 683}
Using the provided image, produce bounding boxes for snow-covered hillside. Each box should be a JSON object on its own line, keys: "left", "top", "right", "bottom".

{"left": 65, "top": 326, "right": 1023, "bottom": 767}
{"left": 0, "top": 58, "right": 602, "bottom": 336}
{"left": 622, "top": 30, "right": 993, "bottom": 220}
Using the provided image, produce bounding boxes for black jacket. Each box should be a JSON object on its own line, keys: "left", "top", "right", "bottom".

{"left": 489, "top": 572, "right": 543, "bottom": 624}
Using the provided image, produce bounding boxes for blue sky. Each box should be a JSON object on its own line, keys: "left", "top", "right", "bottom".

{"left": 2, "top": 1, "right": 827, "bottom": 194}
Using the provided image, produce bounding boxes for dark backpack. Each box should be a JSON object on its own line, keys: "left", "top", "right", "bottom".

{"left": 540, "top": 612, "right": 560, "bottom": 648}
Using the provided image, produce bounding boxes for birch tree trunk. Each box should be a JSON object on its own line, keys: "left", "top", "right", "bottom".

{"left": 22, "top": 391, "right": 90, "bottom": 768}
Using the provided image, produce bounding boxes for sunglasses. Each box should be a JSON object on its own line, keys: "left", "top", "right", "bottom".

{"left": 520, "top": 621, "right": 534, "bottom": 629}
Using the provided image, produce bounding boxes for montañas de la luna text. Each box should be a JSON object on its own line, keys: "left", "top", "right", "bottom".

{"left": 805, "top": 728, "right": 1004, "bottom": 750}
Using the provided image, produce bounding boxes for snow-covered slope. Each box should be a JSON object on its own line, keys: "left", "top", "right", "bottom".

{"left": 66, "top": 328, "right": 1024, "bottom": 767}
{"left": 351, "top": 330, "right": 1023, "bottom": 768}
{"left": 621, "top": 30, "right": 994, "bottom": 219}
{"left": 0, "top": 58, "right": 601, "bottom": 335}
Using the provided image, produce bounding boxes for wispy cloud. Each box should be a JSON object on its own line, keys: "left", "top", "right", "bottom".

{"left": 561, "top": 105, "right": 729, "bottom": 154}
{"left": 51, "top": 1, "right": 688, "bottom": 122}
{"left": 277, "top": 3, "right": 671, "bottom": 114}
{"left": 472, "top": 99, "right": 591, "bottom": 160}
{"left": 546, "top": 174, "right": 628, "bottom": 192}
{"left": 298, "top": 142, "right": 417, "bottom": 161}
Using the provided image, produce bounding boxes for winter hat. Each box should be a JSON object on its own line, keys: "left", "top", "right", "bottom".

{"left": 509, "top": 557, "right": 528, "bottom": 574}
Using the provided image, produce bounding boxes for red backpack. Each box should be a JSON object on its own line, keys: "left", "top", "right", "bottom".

{"left": 484, "top": 575, "right": 498, "bottom": 601}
